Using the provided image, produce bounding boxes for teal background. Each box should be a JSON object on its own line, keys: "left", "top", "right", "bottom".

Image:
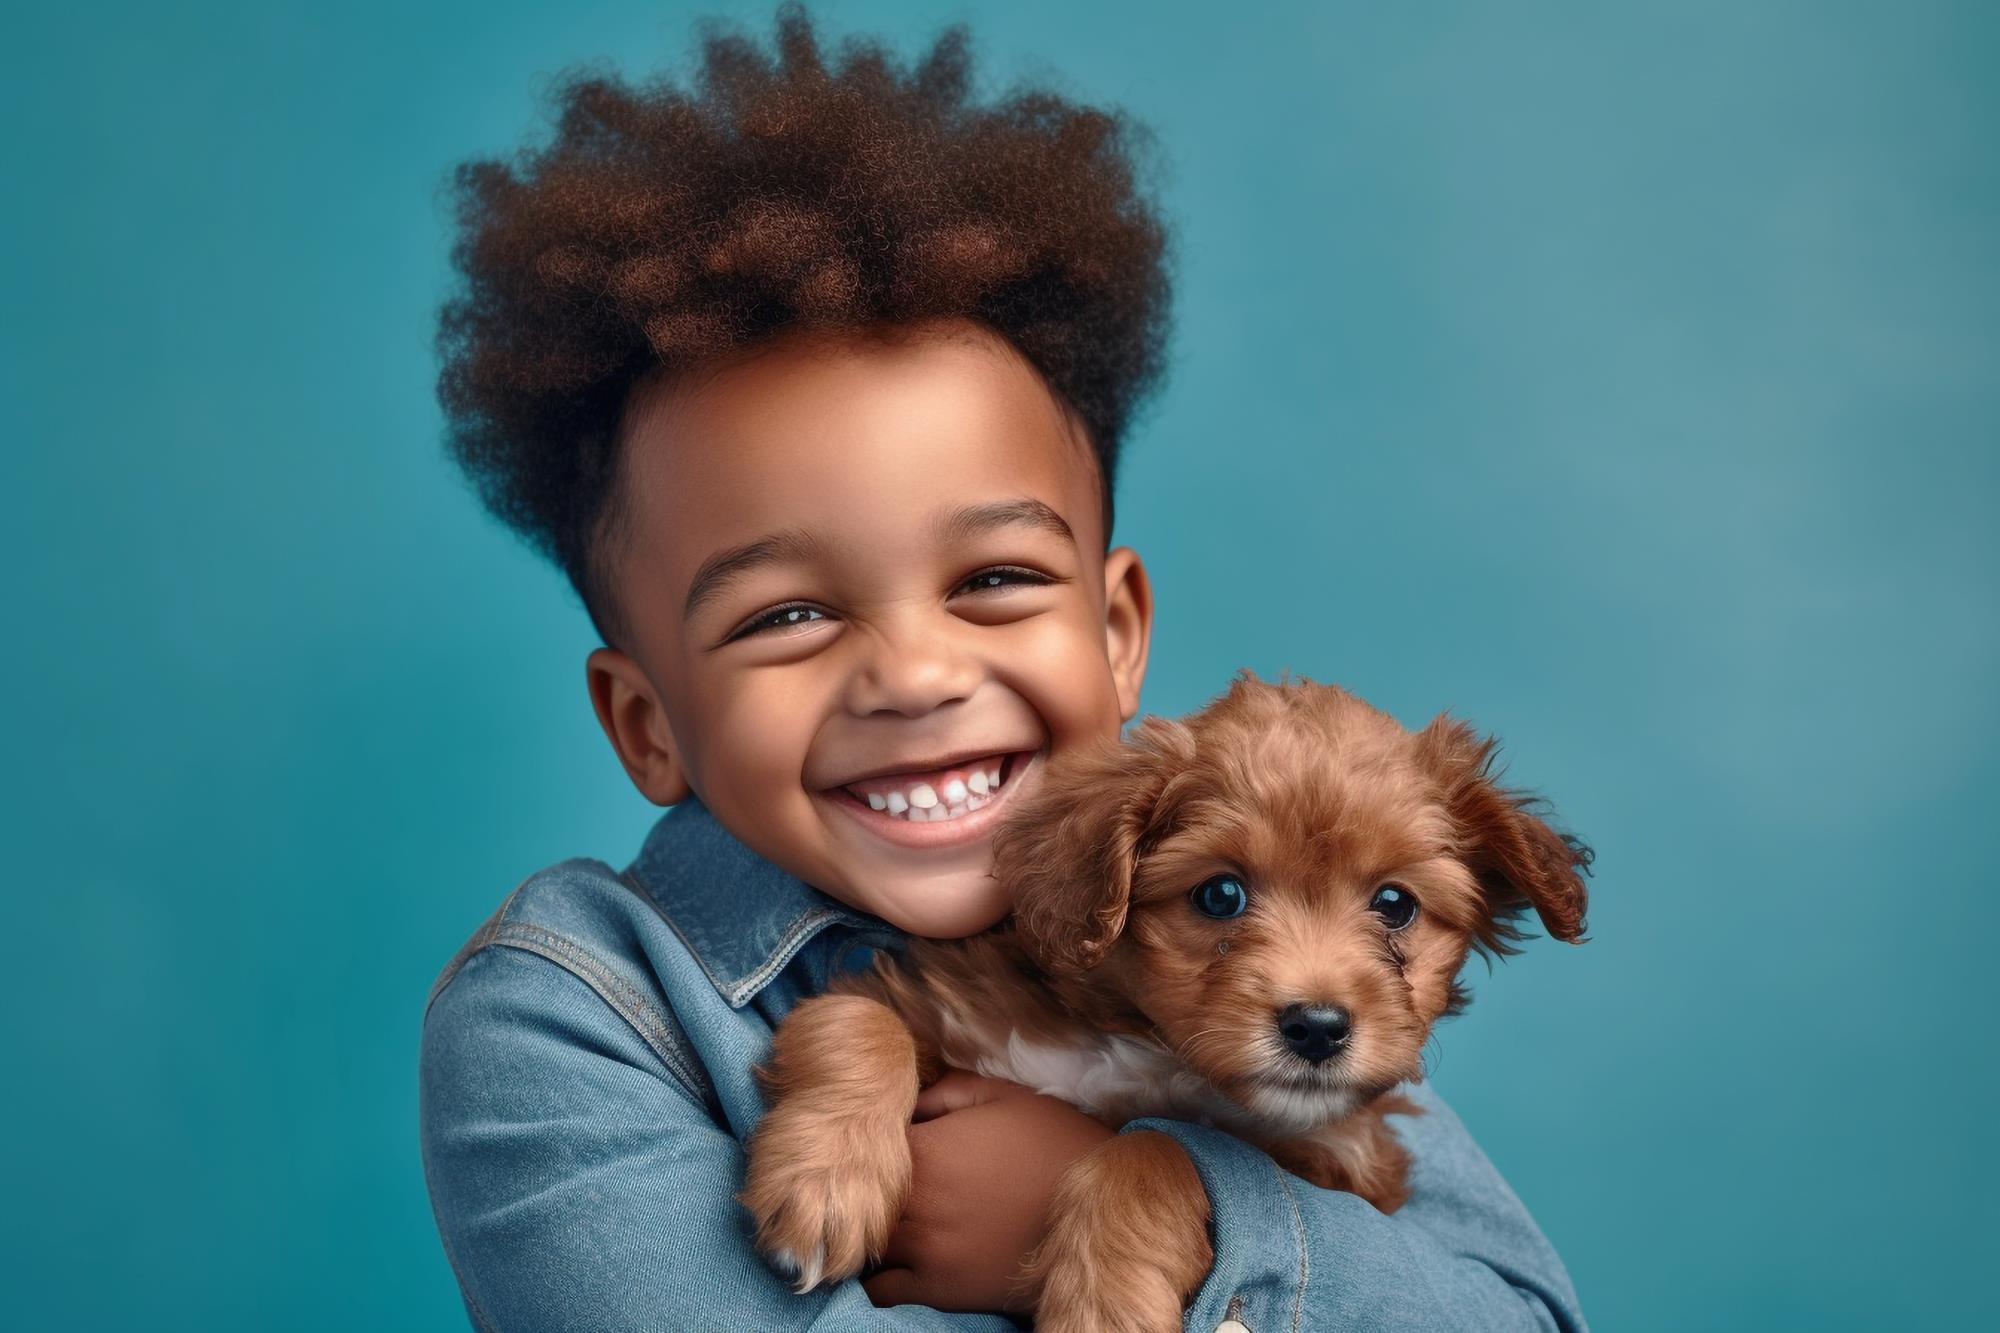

{"left": 6, "top": 1, "right": 1994, "bottom": 1327}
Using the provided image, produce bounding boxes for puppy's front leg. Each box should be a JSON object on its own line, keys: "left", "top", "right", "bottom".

{"left": 1264, "top": 1092, "right": 1420, "bottom": 1215}
{"left": 740, "top": 993, "right": 924, "bottom": 1291}
{"left": 1025, "top": 1130, "right": 1213, "bottom": 1333}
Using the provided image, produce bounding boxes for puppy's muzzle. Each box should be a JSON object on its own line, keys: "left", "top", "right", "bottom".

{"left": 1276, "top": 1003, "right": 1352, "bottom": 1066}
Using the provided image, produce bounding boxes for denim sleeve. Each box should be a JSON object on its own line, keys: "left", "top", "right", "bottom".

{"left": 419, "top": 943, "right": 1016, "bottom": 1333}
{"left": 1130, "top": 1083, "right": 1586, "bottom": 1333}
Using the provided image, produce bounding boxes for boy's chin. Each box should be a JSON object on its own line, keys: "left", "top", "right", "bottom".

{"left": 841, "top": 870, "right": 1013, "bottom": 939}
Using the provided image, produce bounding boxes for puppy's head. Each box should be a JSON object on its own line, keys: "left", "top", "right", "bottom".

{"left": 995, "top": 671, "right": 1591, "bottom": 1133}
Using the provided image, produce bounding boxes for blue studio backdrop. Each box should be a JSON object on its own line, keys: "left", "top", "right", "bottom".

{"left": 5, "top": 2, "right": 1994, "bottom": 1328}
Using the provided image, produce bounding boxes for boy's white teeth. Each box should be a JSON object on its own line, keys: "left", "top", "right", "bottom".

{"left": 845, "top": 756, "right": 1012, "bottom": 823}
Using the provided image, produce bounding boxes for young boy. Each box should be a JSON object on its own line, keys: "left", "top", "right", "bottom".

{"left": 419, "top": 8, "right": 1586, "bottom": 1330}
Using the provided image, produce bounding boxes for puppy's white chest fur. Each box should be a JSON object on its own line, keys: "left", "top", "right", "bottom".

{"left": 942, "top": 1017, "right": 1246, "bottom": 1131}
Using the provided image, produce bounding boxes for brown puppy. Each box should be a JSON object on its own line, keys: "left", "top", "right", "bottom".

{"left": 741, "top": 671, "right": 1591, "bottom": 1332}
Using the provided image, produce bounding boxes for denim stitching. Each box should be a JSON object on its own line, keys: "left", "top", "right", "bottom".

{"left": 723, "top": 906, "right": 859, "bottom": 1007}
{"left": 615, "top": 867, "right": 740, "bottom": 1002}
{"left": 1273, "top": 1166, "right": 1310, "bottom": 1333}
{"left": 492, "top": 923, "right": 718, "bottom": 1112}
{"left": 616, "top": 866, "right": 867, "bottom": 1009}
{"left": 490, "top": 922, "right": 720, "bottom": 1114}
{"left": 425, "top": 877, "right": 532, "bottom": 1014}
{"left": 423, "top": 882, "right": 526, "bottom": 1333}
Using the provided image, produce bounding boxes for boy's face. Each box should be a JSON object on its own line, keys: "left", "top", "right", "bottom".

{"left": 586, "top": 319, "right": 1153, "bottom": 938}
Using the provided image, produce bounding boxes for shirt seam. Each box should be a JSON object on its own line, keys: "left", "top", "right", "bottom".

{"left": 1273, "top": 1163, "right": 1310, "bottom": 1333}
{"left": 723, "top": 904, "right": 864, "bottom": 1006}
{"left": 421, "top": 878, "right": 530, "bottom": 1333}
{"left": 615, "top": 867, "right": 746, "bottom": 1002}
{"left": 486, "top": 921, "right": 721, "bottom": 1115}
{"left": 425, "top": 876, "right": 533, "bottom": 1015}
{"left": 616, "top": 866, "right": 870, "bottom": 1009}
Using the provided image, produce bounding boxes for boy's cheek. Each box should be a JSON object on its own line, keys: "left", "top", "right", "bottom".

{"left": 677, "top": 677, "right": 820, "bottom": 786}
{"left": 1006, "top": 622, "right": 1130, "bottom": 744}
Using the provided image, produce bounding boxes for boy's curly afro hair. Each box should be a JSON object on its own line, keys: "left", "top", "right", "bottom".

{"left": 437, "top": 2, "right": 1173, "bottom": 647}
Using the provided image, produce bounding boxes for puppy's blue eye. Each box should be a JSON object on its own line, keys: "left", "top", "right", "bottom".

{"left": 1191, "top": 875, "right": 1249, "bottom": 919}
{"left": 1369, "top": 884, "right": 1419, "bottom": 930}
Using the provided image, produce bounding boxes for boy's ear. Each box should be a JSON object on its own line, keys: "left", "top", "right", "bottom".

{"left": 586, "top": 648, "right": 693, "bottom": 806}
{"left": 1102, "top": 546, "right": 1154, "bottom": 724}
{"left": 1413, "top": 713, "right": 1592, "bottom": 948}
{"left": 998, "top": 717, "right": 1191, "bottom": 974}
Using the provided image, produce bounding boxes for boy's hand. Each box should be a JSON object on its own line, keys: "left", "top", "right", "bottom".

{"left": 860, "top": 1071, "right": 1118, "bottom": 1315}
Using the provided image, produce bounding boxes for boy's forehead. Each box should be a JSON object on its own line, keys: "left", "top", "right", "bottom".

{"left": 614, "top": 325, "right": 1107, "bottom": 599}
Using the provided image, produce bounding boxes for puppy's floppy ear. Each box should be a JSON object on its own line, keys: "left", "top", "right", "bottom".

{"left": 996, "top": 717, "right": 1192, "bottom": 974}
{"left": 1414, "top": 713, "right": 1593, "bottom": 949}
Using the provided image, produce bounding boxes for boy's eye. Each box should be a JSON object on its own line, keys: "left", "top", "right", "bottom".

{"left": 955, "top": 566, "right": 1054, "bottom": 596}
{"left": 731, "top": 604, "right": 829, "bottom": 639}
{"left": 726, "top": 567, "right": 1051, "bottom": 641}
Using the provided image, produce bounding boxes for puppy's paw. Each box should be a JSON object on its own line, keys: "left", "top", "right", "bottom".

{"left": 740, "top": 1103, "right": 911, "bottom": 1292}
{"left": 1027, "top": 1131, "right": 1212, "bottom": 1333}
{"left": 767, "top": 1243, "right": 829, "bottom": 1295}
{"left": 1032, "top": 1253, "right": 1190, "bottom": 1333}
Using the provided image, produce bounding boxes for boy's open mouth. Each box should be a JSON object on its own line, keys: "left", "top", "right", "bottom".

{"left": 822, "top": 748, "right": 1039, "bottom": 849}
{"left": 840, "top": 751, "right": 1023, "bottom": 822}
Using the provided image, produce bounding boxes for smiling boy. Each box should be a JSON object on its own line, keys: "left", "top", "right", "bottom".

{"left": 420, "top": 8, "right": 1585, "bottom": 1331}
{"left": 586, "top": 322, "right": 1148, "bottom": 941}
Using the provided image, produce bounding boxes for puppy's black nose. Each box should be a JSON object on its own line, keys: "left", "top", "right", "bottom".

{"left": 1277, "top": 1003, "right": 1352, "bottom": 1065}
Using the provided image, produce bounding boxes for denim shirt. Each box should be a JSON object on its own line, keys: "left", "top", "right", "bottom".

{"left": 420, "top": 797, "right": 1587, "bottom": 1332}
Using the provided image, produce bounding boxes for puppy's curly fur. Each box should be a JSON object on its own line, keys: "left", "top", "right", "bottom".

{"left": 741, "top": 671, "right": 1591, "bottom": 1332}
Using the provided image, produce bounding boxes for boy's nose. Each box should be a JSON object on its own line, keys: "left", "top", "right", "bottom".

{"left": 844, "top": 627, "right": 982, "bottom": 717}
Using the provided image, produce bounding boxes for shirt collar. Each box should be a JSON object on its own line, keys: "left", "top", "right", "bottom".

{"left": 621, "top": 795, "right": 894, "bottom": 1008}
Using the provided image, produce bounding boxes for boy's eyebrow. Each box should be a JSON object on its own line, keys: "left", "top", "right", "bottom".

{"left": 934, "top": 498, "right": 1075, "bottom": 550}
{"left": 682, "top": 529, "right": 828, "bottom": 622}
{"left": 682, "top": 498, "right": 1074, "bottom": 622}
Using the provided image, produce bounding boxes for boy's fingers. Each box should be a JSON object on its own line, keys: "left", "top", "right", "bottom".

{"left": 874, "top": 1205, "right": 935, "bottom": 1271}
{"left": 860, "top": 1266, "right": 922, "bottom": 1308}
{"left": 911, "top": 1069, "right": 1034, "bottom": 1121}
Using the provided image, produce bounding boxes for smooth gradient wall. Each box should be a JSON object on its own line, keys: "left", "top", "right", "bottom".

{"left": 6, "top": 2, "right": 1994, "bottom": 1328}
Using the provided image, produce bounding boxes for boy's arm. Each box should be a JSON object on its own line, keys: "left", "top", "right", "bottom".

{"left": 419, "top": 943, "right": 1015, "bottom": 1333}
{"left": 1131, "top": 1082, "right": 1586, "bottom": 1333}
